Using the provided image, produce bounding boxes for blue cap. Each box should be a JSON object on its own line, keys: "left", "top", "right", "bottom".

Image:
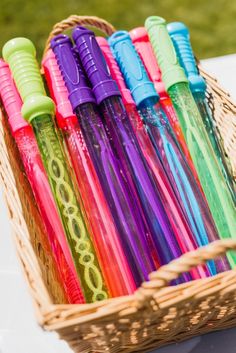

{"left": 167, "top": 22, "right": 206, "bottom": 95}
{"left": 108, "top": 31, "right": 159, "bottom": 106}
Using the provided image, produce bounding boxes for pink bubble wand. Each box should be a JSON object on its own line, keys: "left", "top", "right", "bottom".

{"left": 42, "top": 50, "right": 136, "bottom": 296}
{"left": 0, "top": 59, "right": 84, "bottom": 304}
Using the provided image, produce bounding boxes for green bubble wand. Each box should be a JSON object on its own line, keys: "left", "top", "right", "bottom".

{"left": 3, "top": 38, "right": 108, "bottom": 302}
{"left": 145, "top": 17, "right": 236, "bottom": 267}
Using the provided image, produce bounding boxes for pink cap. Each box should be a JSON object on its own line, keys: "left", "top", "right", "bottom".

{"left": 96, "top": 37, "right": 135, "bottom": 107}
{"left": 130, "top": 27, "right": 167, "bottom": 99}
{"left": 42, "top": 50, "right": 77, "bottom": 129}
{"left": 0, "top": 59, "right": 28, "bottom": 135}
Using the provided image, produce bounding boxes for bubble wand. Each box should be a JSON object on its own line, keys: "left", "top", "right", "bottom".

{"left": 51, "top": 34, "right": 158, "bottom": 286}
{"left": 42, "top": 49, "right": 136, "bottom": 296}
{"left": 129, "top": 27, "right": 200, "bottom": 183}
{"left": 0, "top": 59, "right": 84, "bottom": 304}
{"left": 145, "top": 16, "right": 236, "bottom": 267}
{"left": 72, "top": 27, "right": 191, "bottom": 281}
{"left": 3, "top": 38, "right": 108, "bottom": 302}
{"left": 167, "top": 21, "right": 236, "bottom": 204}
{"left": 97, "top": 36, "right": 210, "bottom": 279}
{"left": 109, "top": 31, "right": 231, "bottom": 274}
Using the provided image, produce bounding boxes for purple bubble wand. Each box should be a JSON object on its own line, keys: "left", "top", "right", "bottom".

{"left": 71, "top": 27, "right": 191, "bottom": 282}
{"left": 51, "top": 35, "right": 159, "bottom": 286}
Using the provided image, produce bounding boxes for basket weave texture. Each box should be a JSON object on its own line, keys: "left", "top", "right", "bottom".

{"left": 1, "top": 15, "right": 236, "bottom": 353}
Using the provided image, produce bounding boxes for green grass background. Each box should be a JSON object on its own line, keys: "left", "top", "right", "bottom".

{"left": 1, "top": 0, "right": 236, "bottom": 60}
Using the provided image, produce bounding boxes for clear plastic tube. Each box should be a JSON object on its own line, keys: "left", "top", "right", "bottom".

{"left": 75, "top": 103, "right": 158, "bottom": 286}
{"left": 138, "top": 99, "right": 230, "bottom": 273}
{"left": 126, "top": 105, "right": 209, "bottom": 279}
{"left": 42, "top": 49, "right": 136, "bottom": 296}
{"left": 169, "top": 83, "right": 236, "bottom": 267}
{"left": 61, "top": 117, "right": 136, "bottom": 296}
{"left": 194, "top": 93, "right": 236, "bottom": 204}
{"left": 100, "top": 96, "right": 191, "bottom": 282}
{"left": 0, "top": 59, "right": 84, "bottom": 303}
{"left": 14, "top": 126, "right": 85, "bottom": 303}
{"left": 32, "top": 114, "right": 108, "bottom": 302}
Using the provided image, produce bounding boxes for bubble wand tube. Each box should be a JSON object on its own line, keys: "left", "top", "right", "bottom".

{"left": 97, "top": 36, "right": 209, "bottom": 279}
{"left": 42, "top": 49, "right": 136, "bottom": 296}
{"left": 129, "top": 27, "right": 199, "bottom": 180}
{"left": 3, "top": 38, "right": 108, "bottom": 302}
{"left": 146, "top": 16, "right": 236, "bottom": 267}
{"left": 51, "top": 35, "right": 158, "bottom": 286}
{"left": 72, "top": 28, "right": 191, "bottom": 281}
{"left": 109, "top": 31, "right": 231, "bottom": 274}
{"left": 0, "top": 59, "right": 84, "bottom": 304}
{"left": 167, "top": 22, "right": 236, "bottom": 204}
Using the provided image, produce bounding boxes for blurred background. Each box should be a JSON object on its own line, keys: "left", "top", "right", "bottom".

{"left": 1, "top": 0, "right": 235, "bottom": 59}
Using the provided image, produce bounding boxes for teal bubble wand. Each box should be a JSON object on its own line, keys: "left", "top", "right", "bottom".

{"left": 109, "top": 31, "right": 229, "bottom": 275}
{"left": 167, "top": 21, "right": 236, "bottom": 205}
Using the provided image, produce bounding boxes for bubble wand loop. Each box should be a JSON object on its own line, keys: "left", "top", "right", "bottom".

{"left": 42, "top": 49, "right": 136, "bottom": 296}
{"left": 167, "top": 21, "right": 236, "bottom": 205}
{"left": 0, "top": 59, "right": 84, "bottom": 304}
{"left": 72, "top": 27, "right": 191, "bottom": 281}
{"left": 145, "top": 16, "right": 236, "bottom": 267}
{"left": 109, "top": 31, "right": 230, "bottom": 274}
{"left": 51, "top": 34, "right": 157, "bottom": 286}
{"left": 3, "top": 38, "right": 108, "bottom": 302}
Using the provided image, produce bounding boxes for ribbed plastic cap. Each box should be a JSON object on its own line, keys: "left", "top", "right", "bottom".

{"left": 109, "top": 31, "right": 158, "bottom": 106}
{"left": 51, "top": 34, "right": 95, "bottom": 111}
{"left": 145, "top": 16, "right": 188, "bottom": 91}
{"left": 167, "top": 22, "right": 207, "bottom": 95}
{"left": 72, "top": 27, "right": 121, "bottom": 104}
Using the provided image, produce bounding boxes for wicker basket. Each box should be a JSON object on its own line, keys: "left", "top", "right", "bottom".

{"left": 1, "top": 15, "right": 236, "bottom": 353}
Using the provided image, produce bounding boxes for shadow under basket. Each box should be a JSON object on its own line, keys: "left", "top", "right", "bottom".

{"left": 1, "top": 15, "right": 236, "bottom": 353}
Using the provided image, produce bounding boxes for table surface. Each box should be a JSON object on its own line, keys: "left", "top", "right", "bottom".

{"left": 1, "top": 54, "right": 236, "bottom": 353}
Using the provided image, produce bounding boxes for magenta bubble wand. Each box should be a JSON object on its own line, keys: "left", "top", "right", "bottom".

{"left": 0, "top": 59, "right": 85, "bottom": 304}
{"left": 42, "top": 49, "right": 136, "bottom": 297}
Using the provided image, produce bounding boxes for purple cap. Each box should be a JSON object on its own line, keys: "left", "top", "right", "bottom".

{"left": 50, "top": 34, "right": 95, "bottom": 111}
{"left": 72, "top": 27, "right": 121, "bottom": 104}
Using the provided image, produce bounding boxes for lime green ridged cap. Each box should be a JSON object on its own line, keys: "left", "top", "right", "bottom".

{"left": 2, "top": 38, "right": 55, "bottom": 123}
{"left": 145, "top": 16, "right": 188, "bottom": 91}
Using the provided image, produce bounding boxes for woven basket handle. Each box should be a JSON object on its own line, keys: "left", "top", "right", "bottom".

{"left": 136, "top": 239, "right": 236, "bottom": 303}
{"left": 43, "top": 15, "right": 116, "bottom": 58}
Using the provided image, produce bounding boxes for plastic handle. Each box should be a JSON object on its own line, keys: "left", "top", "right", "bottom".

{"left": 130, "top": 27, "right": 167, "bottom": 98}
{"left": 72, "top": 26, "right": 120, "bottom": 104}
{"left": 96, "top": 36, "right": 134, "bottom": 106}
{"left": 0, "top": 60, "right": 28, "bottom": 134}
{"left": 167, "top": 22, "right": 206, "bottom": 94}
{"left": 2, "top": 38, "right": 55, "bottom": 122}
{"left": 50, "top": 35, "right": 95, "bottom": 111}
{"left": 42, "top": 49, "right": 77, "bottom": 128}
{"left": 145, "top": 16, "right": 188, "bottom": 91}
{"left": 108, "top": 31, "right": 158, "bottom": 106}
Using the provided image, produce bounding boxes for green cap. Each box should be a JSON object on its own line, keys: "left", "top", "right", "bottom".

{"left": 145, "top": 16, "right": 188, "bottom": 91}
{"left": 3, "top": 38, "right": 54, "bottom": 122}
